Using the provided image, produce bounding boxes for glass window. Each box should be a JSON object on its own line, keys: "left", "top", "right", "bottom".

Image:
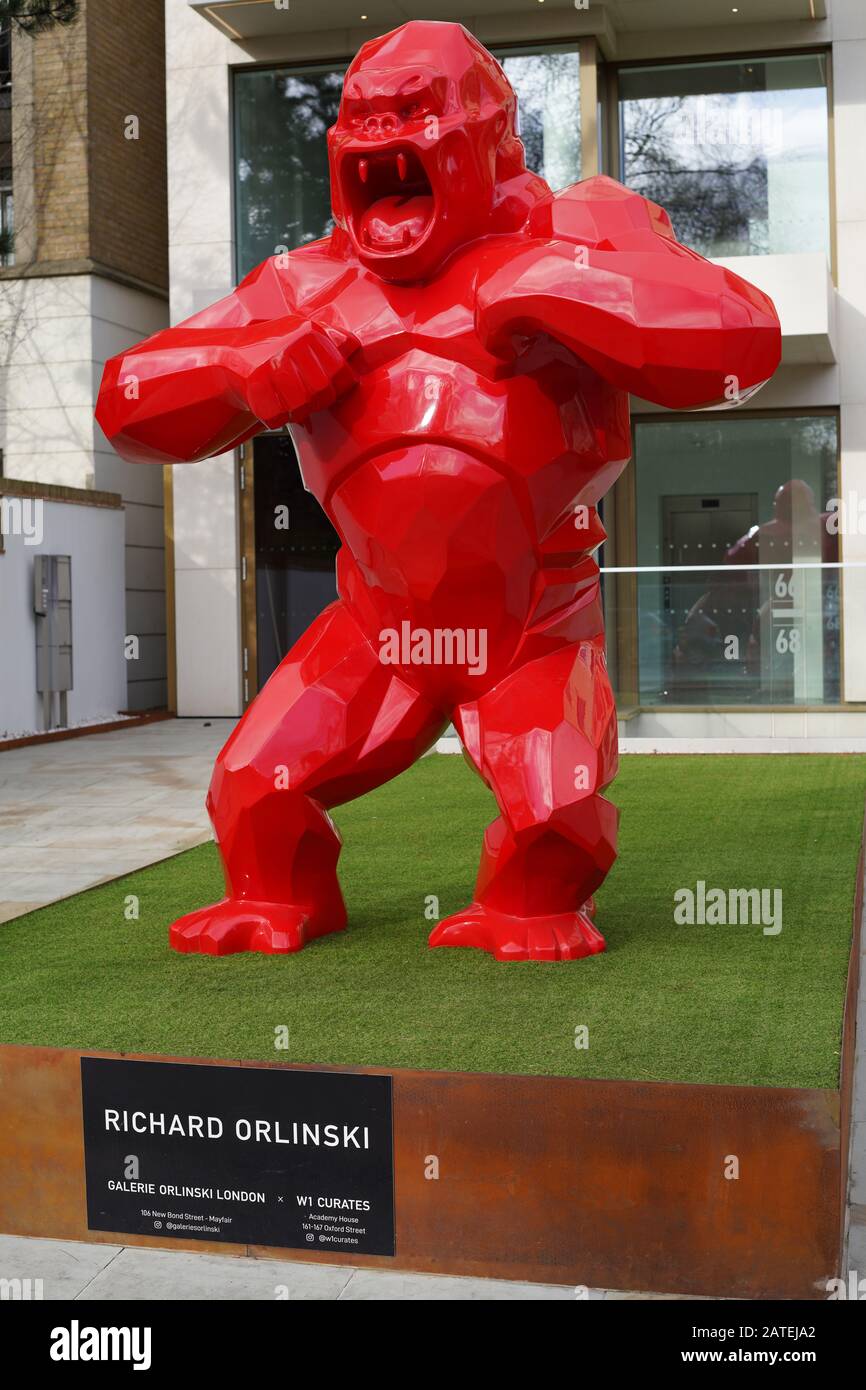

{"left": 497, "top": 45, "right": 581, "bottom": 192}
{"left": 0, "top": 20, "right": 10, "bottom": 108}
{"left": 233, "top": 45, "right": 581, "bottom": 278}
{"left": 618, "top": 54, "right": 830, "bottom": 258}
{"left": 0, "top": 186, "right": 12, "bottom": 267}
{"left": 234, "top": 63, "right": 345, "bottom": 279}
{"left": 629, "top": 414, "right": 840, "bottom": 707}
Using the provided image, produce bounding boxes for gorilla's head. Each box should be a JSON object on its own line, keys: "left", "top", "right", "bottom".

{"left": 328, "top": 21, "right": 530, "bottom": 283}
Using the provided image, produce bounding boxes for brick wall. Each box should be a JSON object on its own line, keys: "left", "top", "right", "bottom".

{"left": 11, "top": 0, "right": 167, "bottom": 291}
{"left": 31, "top": 5, "right": 89, "bottom": 265}
{"left": 86, "top": 0, "right": 168, "bottom": 290}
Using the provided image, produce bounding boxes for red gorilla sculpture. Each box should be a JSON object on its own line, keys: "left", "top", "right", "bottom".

{"left": 96, "top": 21, "right": 780, "bottom": 961}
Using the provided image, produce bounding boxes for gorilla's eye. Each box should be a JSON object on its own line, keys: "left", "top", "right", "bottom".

{"left": 401, "top": 103, "right": 419, "bottom": 121}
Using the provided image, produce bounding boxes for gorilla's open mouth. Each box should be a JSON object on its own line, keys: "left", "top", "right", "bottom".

{"left": 345, "top": 146, "right": 435, "bottom": 255}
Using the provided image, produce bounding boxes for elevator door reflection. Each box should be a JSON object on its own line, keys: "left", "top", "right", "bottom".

{"left": 661, "top": 492, "right": 758, "bottom": 702}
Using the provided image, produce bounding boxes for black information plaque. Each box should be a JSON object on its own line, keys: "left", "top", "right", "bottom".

{"left": 81, "top": 1057, "right": 395, "bottom": 1256}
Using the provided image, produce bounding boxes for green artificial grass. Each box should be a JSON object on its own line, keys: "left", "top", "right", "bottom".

{"left": 0, "top": 754, "right": 863, "bottom": 1088}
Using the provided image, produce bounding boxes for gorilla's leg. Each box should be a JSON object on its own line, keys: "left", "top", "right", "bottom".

{"left": 171, "top": 600, "right": 446, "bottom": 955}
{"left": 430, "top": 637, "right": 618, "bottom": 962}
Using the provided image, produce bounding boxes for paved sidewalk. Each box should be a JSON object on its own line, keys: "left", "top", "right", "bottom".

{"left": 0, "top": 1234, "right": 705, "bottom": 1300}
{"left": 0, "top": 719, "right": 234, "bottom": 923}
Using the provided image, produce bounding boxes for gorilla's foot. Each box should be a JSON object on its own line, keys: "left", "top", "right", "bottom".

{"left": 169, "top": 896, "right": 347, "bottom": 956}
{"left": 428, "top": 903, "right": 605, "bottom": 962}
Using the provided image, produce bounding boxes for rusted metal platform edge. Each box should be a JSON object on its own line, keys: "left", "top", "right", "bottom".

{"left": 0, "top": 1042, "right": 845, "bottom": 1300}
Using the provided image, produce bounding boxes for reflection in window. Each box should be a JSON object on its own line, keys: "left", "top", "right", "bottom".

{"left": 619, "top": 54, "right": 830, "bottom": 258}
{"left": 0, "top": 179, "right": 12, "bottom": 268}
{"left": 0, "top": 20, "right": 9, "bottom": 107}
{"left": 234, "top": 64, "right": 346, "bottom": 278}
{"left": 499, "top": 46, "right": 581, "bottom": 192}
{"left": 233, "top": 46, "right": 581, "bottom": 278}
{"left": 632, "top": 415, "right": 839, "bottom": 707}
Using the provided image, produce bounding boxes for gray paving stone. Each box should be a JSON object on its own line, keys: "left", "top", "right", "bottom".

{"left": 0, "top": 719, "right": 234, "bottom": 920}
{"left": 845, "top": 1212, "right": 866, "bottom": 1286}
{"left": 850, "top": 1121, "right": 866, "bottom": 1207}
{"left": 76, "top": 1247, "right": 354, "bottom": 1301}
{"left": 604, "top": 1289, "right": 718, "bottom": 1300}
{"left": 338, "top": 1269, "right": 580, "bottom": 1299}
{"left": 0, "top": 1234, "right": 122, "bottom": 1300}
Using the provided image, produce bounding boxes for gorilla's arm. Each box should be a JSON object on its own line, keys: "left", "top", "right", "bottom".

{"left": 96, "top": 254, "right": 357, "bottom": 465}
{"left": 475, "top": 175, "right": 781, "bottom": 410}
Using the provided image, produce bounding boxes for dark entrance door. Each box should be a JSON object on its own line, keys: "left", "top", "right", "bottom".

{"left": 253, "top": 433, "right": 339, "bottom": 688}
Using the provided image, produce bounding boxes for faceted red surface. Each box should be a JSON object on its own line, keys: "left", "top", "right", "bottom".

{"left": 96, "top": 21, "right": 781, "bottom": 961}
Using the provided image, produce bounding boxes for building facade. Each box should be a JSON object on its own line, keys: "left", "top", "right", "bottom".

{"left": 165, "top": 0, "right": 864, "bottom": 745}
{"left": 0, "top": 0, "right": 169, "bottom": 736}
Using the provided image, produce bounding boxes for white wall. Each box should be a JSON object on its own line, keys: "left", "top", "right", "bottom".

{"left": 0, "top": 498, "right": 126, "bottom": 736}
{"left": 0, "top": 272, "right": 169, "bottom": 710}
{"left": 0, "top": 273, "right": 97, "bottom": 491}
{"left": 91, "top": 277, "right": 170, "bottom": 711}
{"left": 166, "top": 0, "right": 242, "bottom": 717}
{"left": 831, "top": 0, "right": 866, "bottom": 702}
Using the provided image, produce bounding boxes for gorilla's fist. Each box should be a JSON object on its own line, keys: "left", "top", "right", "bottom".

{"left": 246, "top": 318, "right": 358, "bottom": 429}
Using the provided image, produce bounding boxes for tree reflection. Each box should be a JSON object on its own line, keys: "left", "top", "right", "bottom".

{"left": 235, "top": 67, "right": 346, "bottom": 276}
{"left": 622, "top": 94, "right": 769, "bottom": 257}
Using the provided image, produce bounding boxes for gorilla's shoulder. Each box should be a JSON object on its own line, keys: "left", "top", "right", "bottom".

{"left": 530, "top": 175, "right": 675, "bottom": 248}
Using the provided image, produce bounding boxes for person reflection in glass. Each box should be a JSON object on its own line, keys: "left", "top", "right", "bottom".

{"left": 674, "top": 481, "right": 838, "bottom": 702}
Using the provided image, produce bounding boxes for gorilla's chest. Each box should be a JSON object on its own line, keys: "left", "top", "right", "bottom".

{"left": 293, "top": 346, "right": 597, "bottom": 499}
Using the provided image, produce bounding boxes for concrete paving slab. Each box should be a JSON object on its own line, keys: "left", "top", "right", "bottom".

{"left": 0, "top": 902, "right": 39, "bottom": 924}
{"left": 0, "top": 1234, "right": 122, "bottom": 1300}
{"left": 338, "top": 1269, "right": 579, "bottom": 1299}
{"left": 605, "top": 1289, "right": 715, "bottom": 1300}
{"left": 0, "top": 1235, "right": 596, "bottom": 1300}
{"left": 846, "top": 1211, "right": 866, "bottom": 1283}
{"left": 76, "top": 1247, "right": 354, "bottom": 1302}
{"left": 850, "top": 1121, "right": 866, "bottom": 1207}
{"left": 0, "top": 719, "right": 234, "bottom": 922}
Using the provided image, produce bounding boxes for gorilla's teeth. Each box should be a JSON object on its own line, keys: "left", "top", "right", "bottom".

{"left": 359, "top": 159, "right": 369, "bottom": 184}
{"left": 397, "top": 153, "right": 408, "bottom": 182}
